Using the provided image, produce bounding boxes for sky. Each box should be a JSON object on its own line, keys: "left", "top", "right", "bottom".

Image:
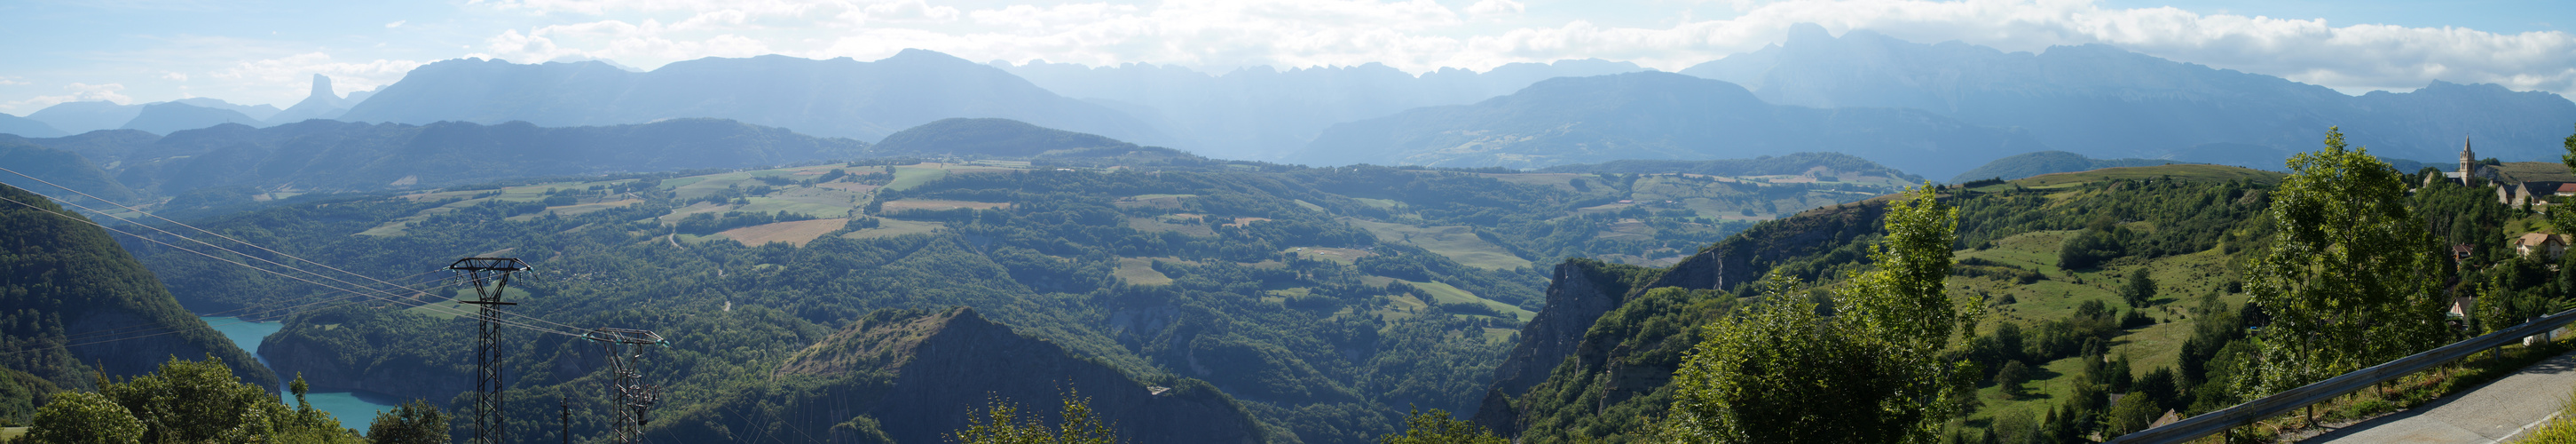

{"left": 1, "top": 0, "right": 2572, "bottom": 114}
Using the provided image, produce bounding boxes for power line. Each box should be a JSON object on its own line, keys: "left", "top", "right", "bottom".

{"left": 0, "top": 166, "right": 598, "bottom": 335}
{"left": 0, "top": 193, "right": 580, "bottom": 338}
{"left": 55, "top": 274, "right": 451, "bottom": 344}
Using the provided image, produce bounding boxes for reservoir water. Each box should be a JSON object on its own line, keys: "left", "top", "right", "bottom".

{"left": 201, "top": 315, "right": 400, "bottom": 431}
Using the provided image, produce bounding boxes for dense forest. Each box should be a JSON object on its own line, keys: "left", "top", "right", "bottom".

{"left": 55, "top": 150, "right": 1910, "bottom": 443}
{"left": 0, "top": 184, "right": 273, "bottom": 426}
{"left": 1477, "top": 149, "right": 2575, "bottom": 443}
{"left": 10, "top": 119, "right": 2564, "bottom": 443}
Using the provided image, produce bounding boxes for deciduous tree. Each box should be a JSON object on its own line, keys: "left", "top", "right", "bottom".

{"left": 1378, "top": 408, "right": 1507, "bottom": 444}
{"left": 26, "top": 391, "right": 142, "bottom": 444}
{"left": 2243, "top": 127, "right": 2449, "bottom": 397}
{"left": 1662, "top": 186, "right": 1975, "bottom": 443}
{"left": 366, "top": 399, "right": 449, "bottom": 444}
{"left": 949, "top": 388, "right": 1115, "bottom": 444}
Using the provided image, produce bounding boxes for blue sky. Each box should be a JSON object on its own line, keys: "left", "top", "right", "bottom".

{"left": 3, "top": 0, "right": 2572, "bottom": 114}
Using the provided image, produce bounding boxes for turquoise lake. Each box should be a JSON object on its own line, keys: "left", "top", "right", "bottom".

{"left": 201, "top": 315, "right": 400, "bottom": 431}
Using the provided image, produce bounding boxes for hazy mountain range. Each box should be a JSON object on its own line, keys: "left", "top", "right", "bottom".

{"left": 1682, "top": 23, "right": 2576, "bottom": 167}
{"left": 997, "top": 59, "right": 1649, "bottom": 160}
{"left": 1291, "top": 71, "right": 2051, "bottom": 178}
{"left": 338, "top": 49, "right": 1170, "bottom": 146}
{"left": 9, "top": 23, "right": 2572, "bottom": 178}
{"left": 0, "top": 118, "right": 867, "bottom": 206}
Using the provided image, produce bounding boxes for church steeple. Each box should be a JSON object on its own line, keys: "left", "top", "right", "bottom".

{"left": 2460, "top": 135, "right": 2477, "bottom": 186}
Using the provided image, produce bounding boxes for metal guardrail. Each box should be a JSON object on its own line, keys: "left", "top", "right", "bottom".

{"left": 2108, "top": 307, "right": 2576, "bottom": 444}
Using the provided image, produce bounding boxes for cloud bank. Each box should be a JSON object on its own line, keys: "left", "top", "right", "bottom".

{"left": 459, "top": 0, "right": 2575, "bottom": 97}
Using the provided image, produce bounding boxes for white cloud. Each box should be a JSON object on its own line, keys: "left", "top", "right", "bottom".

{"left": 482, "top": 20, "right": 774, "bottom": 65}
{"left": 445, "top": 0, "right": 2576, "bottom": 97}
{"left": 161, "top": 72, "right": 189, "bottom": 81}
{"left": 211, "top": 52, "right": 424, "bottom": 100}
{"left": 853, "top": 0, "right": 959, "bottom": 24}
{"left": 386, "top": 20, "right": 406, "bottom": 28}
{"left": 2, "top": 83, "right": 133, "bottom": 112}
{"left": 0, "top": 76, "right": 28, "bottom": 86}
{"left": 1465, "top": 0, "right": 1523, "bottom": 20}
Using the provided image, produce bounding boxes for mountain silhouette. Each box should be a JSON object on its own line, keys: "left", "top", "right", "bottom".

{"left": 1295, "top": 71, "right": 2049, "bottom": 178}
{"left": 1682, "top": 23, "right": 2576, "bottom": 166}
{"left": 339, "top": 50, "right": 1169, "bottom": 146}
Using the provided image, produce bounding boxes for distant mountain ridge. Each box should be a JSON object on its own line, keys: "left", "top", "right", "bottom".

{"left": 0, "top": 137, "right": 137, "bottom": 205}
{"left": 8, "top": 118, "right": 866, "bottom": 198}
{"left": 26, "top": 101, "right": 145, "bottom": 135}
{"left": 0, "top": 114, "right": 66, "bottom": 138}
{"left": 264, "top": 74, "right": 358, "bottom": 125}
{"left": 1682, "top": 23, "right": 2576, "bottom": 165}
{"left": 999, "top": 59, "right": 1649, "bottom": 160}
{"left": 1293, "top": 71, "right": 2050, "bottom": 178}
{"left": 1540, "top": 152, "right": 1925, "bottom": 183}
{"left": 1950, "top": 151, "right": 2185, "bottom": 183}
{"left": 339, "top": 50, "right": 1170, "bottom": 146}
{"left": 119, "top": 102, "right": 264, "bottom": 135}
{"left": 873, "top": 117, "right": 1142, "bottom": 157}
{"left": 0, "top": 184, "right": 277, "bottom": 414}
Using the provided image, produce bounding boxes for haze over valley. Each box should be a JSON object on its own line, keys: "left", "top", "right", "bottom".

{"left": 5, "top": 1, "right": 2576, "bottom": 443}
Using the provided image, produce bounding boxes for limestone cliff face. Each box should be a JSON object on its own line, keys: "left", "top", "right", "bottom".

{"left": 651, "top": 307, "right": 1269, "bottom": 444}
{"left": 1645, "top": 199, "right": 1891, "bottom": 291}
{"left": 1469, "top": 260, "right": 1634, "bottom": 432}
{"left": 1469, "top": 199, "right": 1895, "bottom": 437}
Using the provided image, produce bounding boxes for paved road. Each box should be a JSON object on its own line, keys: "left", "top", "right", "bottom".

{"left": 2304, "top": 349, "right": 2576, "bottom": 443}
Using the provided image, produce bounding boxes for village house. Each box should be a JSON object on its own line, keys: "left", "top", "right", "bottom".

{"left": 2514, "top": 232, "right": 2569, "bottom": 259}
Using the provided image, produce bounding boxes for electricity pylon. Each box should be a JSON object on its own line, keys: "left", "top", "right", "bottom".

{"left": 587, "top": 327, "right": 666, "bottom": 444}
{"left": 450, "top": 258, "right": 530, "bottom": 444}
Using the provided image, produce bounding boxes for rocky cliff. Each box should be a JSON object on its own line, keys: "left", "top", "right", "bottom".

{"left": 1469, "top": 198, "right": 1897, "bottom": 437}
{"left": 1469, "top": 259, "right": 1649, "bottom": 432}
{"left": 649, "top": 307, "right": 1271, "bottom": 444}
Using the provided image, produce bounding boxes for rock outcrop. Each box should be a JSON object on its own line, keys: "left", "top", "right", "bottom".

{"left": 1470, "top": 198, "right": 1897, "bottom": 436}
{"left": 1469, "top": 259, "right": 1635, "bottom": 432}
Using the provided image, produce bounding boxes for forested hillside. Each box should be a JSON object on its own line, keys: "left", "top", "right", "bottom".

{"left": 1950, "top": 151, "right": 2185, "bottom": 183}
{"left": 0, "top": 184, "right": 274, "bottom": 424}
{"left": 106, "top": 135, "right": 1915, "bottom": 443}
{"left": 1474, "top": 161, "right": 2554, "bottom": 442}
{"left": 0, "top": 118, "right": 870, "bottom": 215}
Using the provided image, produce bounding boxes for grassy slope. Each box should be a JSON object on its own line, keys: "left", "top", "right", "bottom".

{"left": 1936, "top": 163, "right": 2280, "bottom": 433}
{"left": 1342, "top": 218, "right": 1532, "bottom": 270}
{"left": 1950, "top": 228, "right": 2247, "bottom": 428}
{"left": 2008, "top": 164, "right": 2283, "bottom": 188}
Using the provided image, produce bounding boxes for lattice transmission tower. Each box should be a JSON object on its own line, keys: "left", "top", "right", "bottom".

{"left": 587, "top": 327, "right": 666, "bottom": 444}
{"left": 449, "top": 258, "right": 531, "bottom": 444}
